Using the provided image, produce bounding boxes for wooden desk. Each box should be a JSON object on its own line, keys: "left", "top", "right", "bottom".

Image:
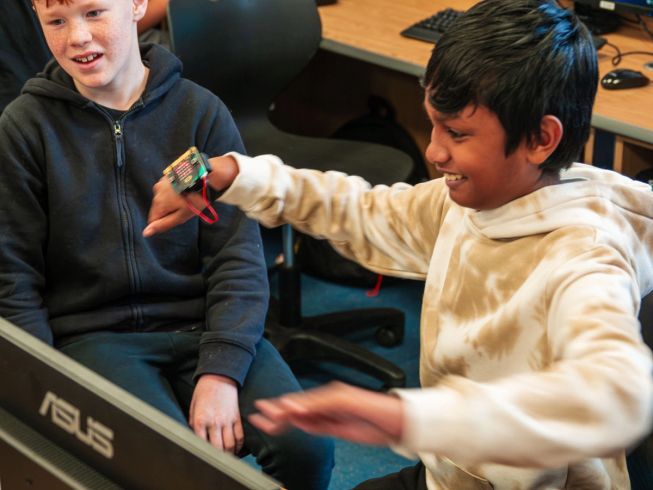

{"left": 319, "top": 0, "right": 653, "bottom": 136}
{"left": 593, "top": 23, "right": 653, "bottom": 143}
{"left": 590, "top": 22, "right": 653, "bottom": 176}
{"left": 318, "top": 0, "right": 476, "bottom": 77}
{"left": 274, "top": 0, "right": 653, "bottom": 178}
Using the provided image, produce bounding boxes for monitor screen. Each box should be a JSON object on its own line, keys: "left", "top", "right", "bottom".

{"left": 574, "top": 0, "right": 653, "bottom": 16}
{"left": 0, "top": 318, "right": 281, "bottom": 490}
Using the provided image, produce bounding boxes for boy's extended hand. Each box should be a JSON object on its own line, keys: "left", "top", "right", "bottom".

{"left": 143, "top": 176, "right": 201, "bottom": 237}
{"left": 190, "top": 374, "right": 244, "bottom": 454}
{"left": 248, "top": 381, "right": 404, "bottom": 446}
{"left": 143, "top": 155, "right": 239, "bottom": 237}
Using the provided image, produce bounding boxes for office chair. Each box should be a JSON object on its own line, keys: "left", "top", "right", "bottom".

{"left": 167, "top": 0, "right": 415, "bottom": 388}
{"left": 628, "top": 290, "right": 653, "bottom": 490}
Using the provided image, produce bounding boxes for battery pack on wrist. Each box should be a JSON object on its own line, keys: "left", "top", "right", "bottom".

{"left": 163, "top": 147, "right": 212, "bottom": 194}
{"left": 163, "top": 147, "right": 219, "bottom": 224}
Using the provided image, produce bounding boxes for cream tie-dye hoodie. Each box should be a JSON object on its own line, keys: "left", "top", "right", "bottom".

{"left": 219, "top": 153, "right": 653, "bottom": 490}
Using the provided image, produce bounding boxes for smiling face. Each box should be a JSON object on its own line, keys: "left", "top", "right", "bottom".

{"left": 33, "top": 0, "right": 147, "bottom": 105}
{"left": 423, "top": 95, "right": 559, "bottom": 211}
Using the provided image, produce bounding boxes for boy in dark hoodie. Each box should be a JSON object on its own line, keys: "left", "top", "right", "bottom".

{"left": 0, "top": 1, "right": 333, "bottom": 488}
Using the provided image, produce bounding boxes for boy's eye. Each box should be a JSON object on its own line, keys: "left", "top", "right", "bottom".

{"left": 446, "top": 128, "right": 464, "bottom": 140}
{"left": 48, "top": 18, "right": 65, "bottom": 26}
{"left": 87, "top": 10, "right": 103, "bottom": 18}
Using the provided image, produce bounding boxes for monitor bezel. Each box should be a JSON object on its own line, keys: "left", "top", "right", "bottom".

{"left": 0, "top": 318, "right": 280, "bottom": 490}
{"left": 574, "top": 0, "right": 653, "bottom": 16}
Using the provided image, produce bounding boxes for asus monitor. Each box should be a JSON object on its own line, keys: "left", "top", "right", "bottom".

{"left": 0, "top": 317, "right": 281, "bottom": 489}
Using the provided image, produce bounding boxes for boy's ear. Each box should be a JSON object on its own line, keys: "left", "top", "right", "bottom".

{"left": 527, "top": 115, "right": 563, "bottom": 165}
{"left": 132, "top": 0, "right": 148, "bottom": 22}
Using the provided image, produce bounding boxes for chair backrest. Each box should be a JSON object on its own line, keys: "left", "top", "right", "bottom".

{"left": 167, "top": 0, "right": 321, "bottom": 119}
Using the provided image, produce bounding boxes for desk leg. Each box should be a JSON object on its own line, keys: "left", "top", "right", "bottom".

{"left": 584, "top": 128, "right": 595, "bottom": 164}
{"left": 614, "top": 137, "right": 625, "bottom": 174}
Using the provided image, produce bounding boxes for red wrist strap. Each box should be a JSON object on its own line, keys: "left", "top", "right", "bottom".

{"left": 185, "top": 177, "right": 219, "bottom": 224}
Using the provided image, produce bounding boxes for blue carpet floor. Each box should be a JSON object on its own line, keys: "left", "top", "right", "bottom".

{"left": 255, "top": 227, "right": 424, "bottom": 489}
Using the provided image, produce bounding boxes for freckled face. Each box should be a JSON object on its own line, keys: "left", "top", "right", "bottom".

{"left": 34, "top": 0, "right": 144, "bottom": 99}
{"left": 423, "top": 94, "right": 544, "bottom": 211}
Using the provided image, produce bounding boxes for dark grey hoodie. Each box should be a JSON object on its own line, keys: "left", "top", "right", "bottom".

{"left": 0, "top": 44, "right": 268, "bottom": 385}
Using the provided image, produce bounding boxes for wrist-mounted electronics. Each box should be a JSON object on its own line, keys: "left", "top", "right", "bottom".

{"left": 163, "top": 147, "right": 212, "bottom": 194}
{"left": 163, "top": 147, "right": 219, "bottom": 224}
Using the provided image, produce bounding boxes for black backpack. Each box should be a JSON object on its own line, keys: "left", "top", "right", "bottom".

{"left": 295, "top": 96, "right": 425, "bottom": 289}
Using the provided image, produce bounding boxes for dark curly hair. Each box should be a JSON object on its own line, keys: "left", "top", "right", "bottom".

{"left": 423, "top": 0, "right": 598, "bottom": 173}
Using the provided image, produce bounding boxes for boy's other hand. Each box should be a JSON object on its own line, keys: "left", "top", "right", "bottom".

{"left": 190, "top": 374, "right": 244, "bottom": 454}
{"left": 248, "top": 381, "right": 404, "bottom": 446}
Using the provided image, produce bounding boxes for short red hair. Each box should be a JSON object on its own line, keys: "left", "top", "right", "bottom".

{"left": 33, "top": 0, "right": 74, "bottom": 7}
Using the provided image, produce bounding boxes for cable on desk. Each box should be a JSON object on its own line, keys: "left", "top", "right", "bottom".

{"left": 598, "top": 13, "right": 653, "bottom": 65}
{"left": 602, "top": 40, "right": 653, "bottom": 66}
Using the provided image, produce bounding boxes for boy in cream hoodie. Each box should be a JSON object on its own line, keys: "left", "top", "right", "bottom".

{"left": 144, "top": 0, "right": 653, "bottom": 488}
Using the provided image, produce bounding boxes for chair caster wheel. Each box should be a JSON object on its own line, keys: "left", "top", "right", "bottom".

{"left": 376, "top": 325, "right": 403, "bottom": 347}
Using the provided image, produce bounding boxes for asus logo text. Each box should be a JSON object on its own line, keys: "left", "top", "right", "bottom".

{"left": 39, "top": 391, "right": 114, "bottom": 459}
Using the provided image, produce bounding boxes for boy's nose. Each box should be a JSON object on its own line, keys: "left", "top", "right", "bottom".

{"left": 68, "top": 20, "right": 92, "bottom": 46}
{"left": 425, "top": 138, "right": 450, "bottom": 166}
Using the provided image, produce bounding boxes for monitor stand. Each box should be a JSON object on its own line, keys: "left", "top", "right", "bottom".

{"left": 575, "top": 4, "right": 621, "bottom": 35}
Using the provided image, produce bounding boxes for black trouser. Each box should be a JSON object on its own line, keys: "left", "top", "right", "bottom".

{"left": 354, "top": 462, "right": 427, "bottom": 490}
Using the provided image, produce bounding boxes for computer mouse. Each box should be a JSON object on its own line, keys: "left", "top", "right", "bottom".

{"left": 601, "top": 69, "right": 650, "bottom": 90}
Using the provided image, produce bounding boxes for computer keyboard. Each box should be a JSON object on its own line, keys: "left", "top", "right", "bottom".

{"left": 400, "top": 8, "right": 463, "bottom": 44}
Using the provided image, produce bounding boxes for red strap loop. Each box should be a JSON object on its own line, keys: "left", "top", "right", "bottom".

{"left": 185, "top": 177, "right": 219, "bottom": 224}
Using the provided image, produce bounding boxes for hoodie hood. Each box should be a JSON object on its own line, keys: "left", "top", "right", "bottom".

{"left": 469, "top": 163, "right": 653, "bottom": 294}
{"left": 21, "top": 43, "right": 181, "bottom": 109}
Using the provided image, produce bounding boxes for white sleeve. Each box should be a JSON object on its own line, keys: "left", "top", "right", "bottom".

{"left": 219, "top": 152, "right": 450, "bottom": 279}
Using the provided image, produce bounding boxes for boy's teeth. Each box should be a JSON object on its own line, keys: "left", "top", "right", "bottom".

{"left": 76, "top": 54, "right": 98, "bottom": 62}
{"left": 444, "top": 173, "right": 464, "bottom": 181}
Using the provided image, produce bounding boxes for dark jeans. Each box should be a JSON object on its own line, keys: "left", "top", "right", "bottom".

{"left": 628, "top": 439, "right": 653, "bottom": 490}
{"left": 353, "top": 462, "right": 427, "bottom": 490}
{"left": 58, "top": 331, "right": 334, "bottom": 490}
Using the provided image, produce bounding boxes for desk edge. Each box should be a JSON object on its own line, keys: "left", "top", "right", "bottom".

{"left": 320, "top": 38, "right": 425, "bottom": 77}
{"left": 592, "top": 114, "right": 653, "bottom": 145}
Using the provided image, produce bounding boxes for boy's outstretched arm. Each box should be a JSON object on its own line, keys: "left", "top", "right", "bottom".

{"left": 248, "top": 382, "right": 404, "bottom": 446}
{"left": 143, "top": 155, "right": 239, "bottom": 237}
{"left": 148, "top": 151, "right": 433, "bottom": 278}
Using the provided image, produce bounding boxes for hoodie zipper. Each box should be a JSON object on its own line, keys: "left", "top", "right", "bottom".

{"left": 112, "top": 112, "right": 144, "bottom": 329}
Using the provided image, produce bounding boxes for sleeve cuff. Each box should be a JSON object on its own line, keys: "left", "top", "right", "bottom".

{"left": 391, "top": 386, "right": 468, "bottom": 455}
{"left": 194, "top": 340, "right": 255, "bottom": 387}
{"left": 219, "top": 152, "right": 283, "bottom": 210}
